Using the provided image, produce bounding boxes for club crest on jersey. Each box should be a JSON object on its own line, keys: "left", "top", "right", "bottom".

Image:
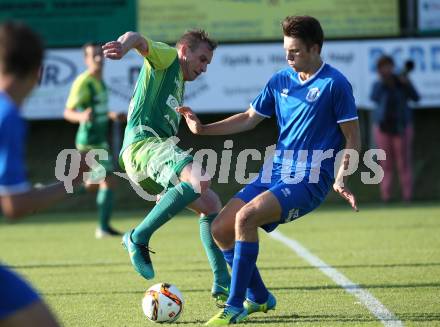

{"left": 281, "top": 88, "right": 289, "bottom": 98}
{"left": 306, "top": 87, "right": 320, "bottom": 102}
{"left": 166, "top": 94, "right": 179, "bottom": 110}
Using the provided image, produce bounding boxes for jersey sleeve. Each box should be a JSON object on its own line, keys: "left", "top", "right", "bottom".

{"left": 145, "top": 39, "right": 178, "bottom": 70}
{"left": 250, "top": 78, "right": 276, "bottom": 118}
{"left": 0, "top": 113, "right": 30, "bottom": 195}
{"left": 65, "top": 76, "right": 90, "bottom": 110}
{"left": 331, "top": 75, "right": 358, "bottom": 123}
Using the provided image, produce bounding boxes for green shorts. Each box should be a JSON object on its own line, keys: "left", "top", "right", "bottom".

{"left": 120, "top": 138, "right": 193, "bottom": 195}
{"left": 77, "top": 143, "right": 114, "bottom": 183}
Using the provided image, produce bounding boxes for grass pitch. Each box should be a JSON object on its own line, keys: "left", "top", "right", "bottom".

{"left": 1, "top": 203, "right": 439, "bottom": 326}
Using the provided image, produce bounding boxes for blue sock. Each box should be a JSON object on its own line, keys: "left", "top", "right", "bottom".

{"left": 227, "top": 241, "right": 258, "bottom": 308}
{"left": 246, "top": 267, "right": 269, "bottom": 304}
{"left": 223, "top": 247, "right": 268, "bottom": 304}
{"left": 222, "top": 248, "right": 234, "bottom": 268}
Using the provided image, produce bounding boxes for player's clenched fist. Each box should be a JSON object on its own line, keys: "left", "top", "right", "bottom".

{"left": 102, "top": 41, "right": 125, "bottom": 60}
{"left": 103, "top": 32, "right": 149, "bottom": 60}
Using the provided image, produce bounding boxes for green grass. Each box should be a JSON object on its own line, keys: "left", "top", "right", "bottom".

{"left": 1, "top": 203, "right": 440, "bottom": 326}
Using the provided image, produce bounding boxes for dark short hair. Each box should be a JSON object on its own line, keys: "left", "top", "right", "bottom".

{"left": 82, "top": 42, "right": 101, "bottom": 56}
{"left": 282, "top": 16, "right": 324, "bottom": 52}
{"left": 0, "top": 21, "right": 43, "bottom": 77}
{"left": 377, "top": 55, "right": 394, "bottom": 69}
{"left": 176, "top": 29, "right": 217, "bottom": 52}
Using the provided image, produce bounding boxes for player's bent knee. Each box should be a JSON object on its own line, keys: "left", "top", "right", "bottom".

{"left": 205, "top": 190, "right": 222, "bottom": 214}
{"left": 211, "top": 217, "right": 233, "bottom": 242}
{"left": 190, "top": 178, "right": 211, "bottom": 195}
{"left": 180, "top": 163, "right": 212, "bottom": 194}
{"left": 235, "top": 206, "right": 258, "bottom": 231}
{"left": 211, "top": 218, "right": 222, "bottom": 240}
{"left": 200, "top": 179, "right": 211, "bottom": 193}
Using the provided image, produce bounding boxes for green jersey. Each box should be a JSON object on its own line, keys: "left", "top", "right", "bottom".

{"left": 121, "top": 38, "right": 185, "bottom": 154}
{"left": 66, "top": 71, "right": 109, "bottom": 149}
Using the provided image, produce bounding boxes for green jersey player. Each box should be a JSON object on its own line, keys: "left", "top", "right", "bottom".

{"left": 102, "top": 30, "right": 230, "bottom": 305}
{"left": 64, "top": 42, "right": 125, "bottom": 239}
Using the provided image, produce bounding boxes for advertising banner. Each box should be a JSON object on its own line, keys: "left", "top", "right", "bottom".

{"left": 22, "top": 37, "right": 440, "bottom": 119}
{"left": 22, "top": 50, "right": 143, "bottom": 119}
{"left": 184, "top": 42, "right": 364, "bottom": 111}
{"left": 418, "top": 0, "right": 440, "bottom": 34}
{"left": 361, "top": 38, "right": 440, "bottom": 108}
{"left": 139, "top": 0, "right": 399, "bottom": 43}
{"left": 185, "top": 38, "right": 440, "bottom": 111}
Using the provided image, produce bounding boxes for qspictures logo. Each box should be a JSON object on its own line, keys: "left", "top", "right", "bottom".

{"left": 54, "top": 125, "right": 386, "bottom": 201}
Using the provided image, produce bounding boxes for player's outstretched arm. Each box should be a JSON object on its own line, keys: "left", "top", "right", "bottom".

{"left": 1, "top": 183, "right": 77, "bottom": 220}
{"left": 333, "top": 119, "right": 361, "bottom": 211}
{"left": 102, "top": 32, "right": 148, "bottom": 59}
{"left": 177, "top": 106, "right": 264, "bottom": 136}
{"left": 0, "top": 155, "right": 87, "bottom": 220}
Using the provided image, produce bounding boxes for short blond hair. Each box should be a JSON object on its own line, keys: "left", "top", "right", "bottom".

{"left": 176, "top": 29, "right": 217, "bottom": 52}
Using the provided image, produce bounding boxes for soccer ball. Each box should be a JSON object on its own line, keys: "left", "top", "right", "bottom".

{"left": 142, "top": 283, "right": 184, "bottom": 323}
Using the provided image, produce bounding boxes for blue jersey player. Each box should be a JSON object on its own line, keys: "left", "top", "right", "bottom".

{"left": 0, "top": 22, "right": 85, "bottom": 327}
{"left": 178, "top": 16, "right": 361, "bottom": 325}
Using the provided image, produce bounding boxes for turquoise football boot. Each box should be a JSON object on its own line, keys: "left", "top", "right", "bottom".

{"left": 205, "top": 305, "right": 248, "bottom": 326}
{"left": 211, "top": 283, "right": 230, "bottom": 308}
{"left": 243, "top": 292, "right": 276, "bottom": 315}
{"left": 121, "top": 230, "right": 155, "bottom": 279}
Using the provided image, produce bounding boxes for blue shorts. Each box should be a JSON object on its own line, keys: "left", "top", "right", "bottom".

{"left": 234, "top": 172, "right": 331, "bottom": 232}
{"left": 0, "top": 265, "right": 40, "bottom": 320}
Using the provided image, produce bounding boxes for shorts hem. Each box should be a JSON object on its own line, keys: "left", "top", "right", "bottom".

{"left": 172, "top": 157, "right": 193, "bottom": 177}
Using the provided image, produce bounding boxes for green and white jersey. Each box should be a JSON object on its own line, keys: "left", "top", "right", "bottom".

{"left": 121, "top": 38, "right": 185, "bottom": 154}
{"left": 66, "top": 71, "right": 109, "bottom": 149}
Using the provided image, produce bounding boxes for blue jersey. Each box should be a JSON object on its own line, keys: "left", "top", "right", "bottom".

{"left": 251, "top": 63, "right": 358, "bottom": 182}
{"left": 0, "top": 92, "right": 29, "bottom": 196}
{"left": 0, "top": 94, "right": 39, "bottom": 319}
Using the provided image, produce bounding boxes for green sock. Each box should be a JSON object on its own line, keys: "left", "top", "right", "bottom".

{"left": 96, "top": 188, "right": 113, "bottom": 230}
{"left": 199, "top": 213, "right": 231, "bottom": 289}
{"left": 132, "top": 182, "right": 200, "bottom": 245}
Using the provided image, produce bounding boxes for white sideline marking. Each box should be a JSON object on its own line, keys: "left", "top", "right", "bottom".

{"left": 269, "top": 230, "right": 403, "bottom": 327}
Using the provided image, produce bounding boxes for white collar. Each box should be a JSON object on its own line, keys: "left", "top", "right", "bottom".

{"left": 298, "top": 62, "right": 326, "bottom": 85}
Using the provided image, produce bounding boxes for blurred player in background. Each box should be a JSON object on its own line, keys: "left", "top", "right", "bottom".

{"left": 371, "top": 55, "right": 419, "bottom": 202}
{"left": 0, "top": 21, "right": 86, "bottom": 327}
{"left": 178, "top": 16, "right": 360, "bottom": 325}
{"left": 102, "top": 30, "right": 231, "bottom": 305}
{"left": 64, "top": 42, "right": 126, "bottom": 238}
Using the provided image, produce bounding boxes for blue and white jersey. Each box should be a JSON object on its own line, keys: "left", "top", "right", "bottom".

{"left": 0, "top": 92, "right": 30, "bottom": 195}
{"left": 251, "top": 63, "right": 358, "bottom": 181}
